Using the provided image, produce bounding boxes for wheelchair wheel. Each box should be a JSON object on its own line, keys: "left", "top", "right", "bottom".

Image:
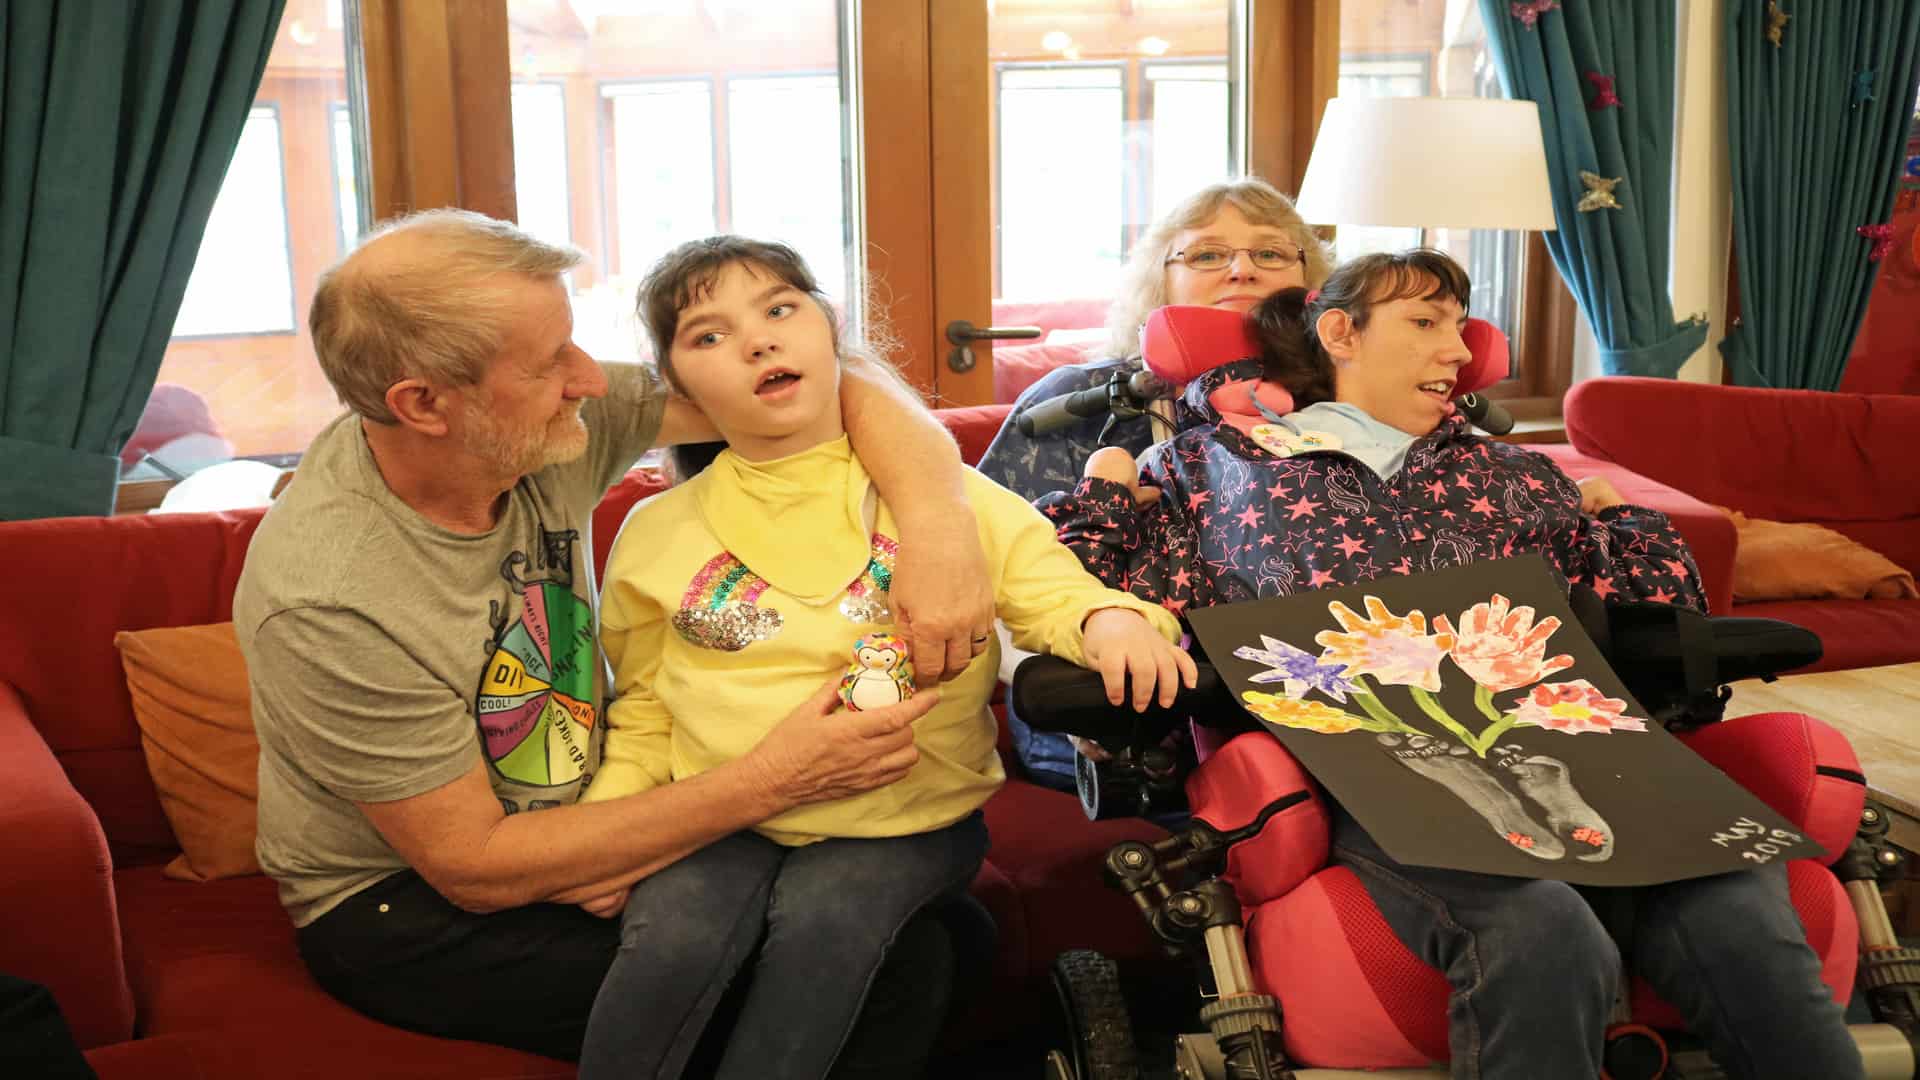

{"left": 1050, "top": 949, "right": 1140, "bottom": 1080}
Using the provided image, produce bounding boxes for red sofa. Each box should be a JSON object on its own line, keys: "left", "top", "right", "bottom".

{"left": 0, "top": 401, "right": 1737, "bottom": 1077}
{"left": 0, "top": 404, "right": 1173, "bottom": 1079}
{"left": 987, "top": 298, "right": 1110, "bottom": 403}
{"left": 1566, "top": 376, "right": 1920, "bottom": 671}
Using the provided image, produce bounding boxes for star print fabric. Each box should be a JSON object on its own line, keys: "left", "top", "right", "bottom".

{"left": 1037, "top": 361, "right": 1706, "bottom": 618}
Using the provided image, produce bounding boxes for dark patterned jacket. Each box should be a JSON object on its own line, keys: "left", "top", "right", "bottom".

{"left": 1037, "top": 360, "right": 1707, "bottom": 616}
{"left": 977, "top": 356, "right": 1161, "bottom": 499}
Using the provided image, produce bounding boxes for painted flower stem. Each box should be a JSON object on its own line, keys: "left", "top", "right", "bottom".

{"left": 1473, "top": 684, "right": 1504, "bottom": 726}
{"left": 1468, "top": 713, "right": 1523, "bottom": 757}
{"left": 1409, "top": 687, "right": 1483, "bottom": 755}
{"left": 1349, "top": 678, "right": 1418, "bottom": 735}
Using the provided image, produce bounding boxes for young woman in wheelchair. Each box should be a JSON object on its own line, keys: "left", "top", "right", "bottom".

{"left": 1037, "top": 249, "right": 1862, "bottom": 1080}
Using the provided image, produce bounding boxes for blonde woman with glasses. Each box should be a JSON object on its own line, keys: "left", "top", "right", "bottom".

{"left": 977, "top": 177, "right": 1330, "bottom": 790}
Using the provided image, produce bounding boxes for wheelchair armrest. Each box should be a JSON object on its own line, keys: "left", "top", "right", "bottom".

{"left": 1587, "top": 599, "right": 1823, "bottom": 726}
{"left": 1008, "top": 654, "right": 1240, "bottom": 747}
{"left": 1610, "top": 609, "right": 1822, "bottom": 684}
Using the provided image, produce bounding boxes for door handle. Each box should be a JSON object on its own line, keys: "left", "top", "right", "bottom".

{"left": 944, "top": 320, "right": 1042, "bottom": 373}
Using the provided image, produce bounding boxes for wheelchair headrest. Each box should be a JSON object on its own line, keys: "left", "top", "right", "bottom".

{"left": 1141, "top": 304, "right": 1511, "bottom": 396}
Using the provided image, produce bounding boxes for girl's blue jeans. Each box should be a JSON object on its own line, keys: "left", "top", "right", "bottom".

{"left": 578, "top": 812, "right": 989, "bottom": 1080}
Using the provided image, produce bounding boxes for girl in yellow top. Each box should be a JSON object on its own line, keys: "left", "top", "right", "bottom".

{"left": 580, "top": 236, "right": 1191, "bottom": 1080}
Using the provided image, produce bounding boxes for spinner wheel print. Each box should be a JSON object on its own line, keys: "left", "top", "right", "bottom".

{"left": 478, "top": 583, "right": 597, "bottom": 786}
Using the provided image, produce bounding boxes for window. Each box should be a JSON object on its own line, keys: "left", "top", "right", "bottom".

{"left": 604, "top": 81, "right": 717, "bottom": 283}
{"left": 995, "top": 64, "right": 1128, "bottom": 300}
{"left": 985, "top": 3, "right": 1237, "bottom": 310}
{"left": 1337, "top": 54, "right": 1430, "bottom": 98}
{"left": 727, "top": 74, "right": 851, "bottom": 300}
{"left": 170, "top": 105, "right": 296, "bottom": 338}
{"left": 511, "top": 82, "right": 572, "bottom": 249}
{"left": 131, "top": 10, "right": 365, "bottom": 496}
{"left": 1145, "top": 63, "right": 1231, "bottom": 223}
{"left": 329, "top": 103, "right": 361, "bottom": 257}
{"left": 1337, "top": 1, "right": 1565, "bottom": 402}
{"left": 507, "top": 1, "right": 857, "bottom": 368}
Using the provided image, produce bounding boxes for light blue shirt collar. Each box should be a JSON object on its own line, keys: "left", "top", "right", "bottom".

{"left": 1272, "top": 401, "right": 1418, "bottom": 479}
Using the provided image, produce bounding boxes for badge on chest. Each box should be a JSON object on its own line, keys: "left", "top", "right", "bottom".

{"left": 1248, "top": 425, "right": 1342, "bottom": 459}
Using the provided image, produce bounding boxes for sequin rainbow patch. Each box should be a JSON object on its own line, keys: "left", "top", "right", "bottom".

{"left": 839, "top": 534, "right": 899, "bottom": 624}
{"left": 672, "top": 552, "right": 783, "bottom": 651}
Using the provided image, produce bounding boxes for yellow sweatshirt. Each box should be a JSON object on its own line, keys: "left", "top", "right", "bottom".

{"left": 586, "top": 436, "right": 1180, "bottom": 844}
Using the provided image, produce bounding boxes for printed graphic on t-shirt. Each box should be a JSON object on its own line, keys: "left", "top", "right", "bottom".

{"left": 477, "top": 529, "right": 596, "bottom": 789}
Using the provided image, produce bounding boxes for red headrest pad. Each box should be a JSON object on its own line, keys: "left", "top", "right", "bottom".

{"left": 1457, "top": 318, "right": 1510, "bottom": 392}
{"left": 1142, "top": 304, "right": 1512, "bottom": 395}
{"left": 1141, "top": 305, "right": 1256, "bottom": 384}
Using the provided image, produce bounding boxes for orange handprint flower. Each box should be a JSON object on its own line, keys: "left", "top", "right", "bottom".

{"left": 1435, "top": 593, "right": 1576, "bottom": 692}
{"left": 1314, "top": 596, "right": 1456, "bottom": 692}
{"left": 1510, "top": 679, "right": 1648, "bottom": 735}
{"left": 1241, "top": 691, "right": 1372, "bottom": 734}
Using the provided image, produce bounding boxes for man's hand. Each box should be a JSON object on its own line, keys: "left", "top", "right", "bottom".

{"left": 1085, "top": 447, "right": 1160, "bottom": 508}
{"left": 1081, "top": 607, "right": 1198, "bottom": 712}
{"left": 1576, "top": 476, "right": 1626, "bottom": 514}
{"left": 578, "top": 887, "right": 630, "bottom": 918}
{"left": 893, "top": 508, "right": 997, "bottom": 684}
{"left": 743, "top": 677, "right": 935, "bottom": 809}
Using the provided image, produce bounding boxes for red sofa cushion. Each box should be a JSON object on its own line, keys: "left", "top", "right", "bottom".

{"left": 0, "top": 510, "right": 265, "bottom": 865}
{"left": 992, "top": 341, "right": 1100, "bottom": 403}
{"left": 1564, "top": 377, "right": 1920, "bottom": 528}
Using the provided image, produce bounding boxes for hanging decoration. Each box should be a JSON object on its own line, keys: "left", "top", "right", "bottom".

{"left": 1510, "top": 0, "right": 1558, "bottom": 29}
{"left": 1765, "top": 2, "right": 1790, "bottom": 47}
{"left": 1857, "top": 224, "right": 1895, "bottom": 261}
{"left": 1852, "top": 71, "right": 1878, "bottom": 109}
{"left": 1585, "top": 72, "right": 1621, "bottom": 109}
{"left": 1577, "top": 171, "right": 1623, "bottom": 212}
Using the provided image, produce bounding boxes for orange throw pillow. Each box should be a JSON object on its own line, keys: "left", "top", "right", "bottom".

{"left": 1720, "top": 508, "right": 1920, "bottom": 603}
{"left": 114, "top": 622, "right": 260, "bottom": 881}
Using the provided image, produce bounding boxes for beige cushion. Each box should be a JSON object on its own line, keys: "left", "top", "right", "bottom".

{"left": 1721, "top": 508, "right": 1920, "bottom": 603}
{"left": 114, "top": 622, "right": 261, "bottom": 881}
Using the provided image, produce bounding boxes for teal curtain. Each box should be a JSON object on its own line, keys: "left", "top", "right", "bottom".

{"left": 1482, "top": 0, "right": 1708, "bottom": 377}
{"left": 1722, "top": 1, "right": 1920, "bottom": 390}
{"left": 0, "top": 0, "right": 286, "bottom": 520}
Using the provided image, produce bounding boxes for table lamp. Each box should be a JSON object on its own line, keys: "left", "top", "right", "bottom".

{"left": 1293, "top": 96, "right": 1557, "bottom": 232}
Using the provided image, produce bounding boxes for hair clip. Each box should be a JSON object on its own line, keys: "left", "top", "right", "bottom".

{"left": 1305, "top": 288, "right": 1322, "bottom": 304}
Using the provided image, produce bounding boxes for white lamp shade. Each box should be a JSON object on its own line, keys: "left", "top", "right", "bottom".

{"left": 1293, "top": 97, "right": 1557, "bottom": 232}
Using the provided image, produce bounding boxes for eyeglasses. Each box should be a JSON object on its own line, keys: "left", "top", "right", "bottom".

{"left": 1164, "top": 243, "right": 1306, "bottom": 272}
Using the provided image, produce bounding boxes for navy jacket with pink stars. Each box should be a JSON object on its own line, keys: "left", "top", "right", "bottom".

{"left": 1035, "top": 361, "right": 1706, "bottom": 617}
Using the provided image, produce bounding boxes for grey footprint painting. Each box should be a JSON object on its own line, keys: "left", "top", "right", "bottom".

{"left": 1186, "top": 557, "right": 1823, "bottom": 885}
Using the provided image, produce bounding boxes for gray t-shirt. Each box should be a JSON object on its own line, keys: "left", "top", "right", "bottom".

{"left": 235, "top": 366, "right": 667, "bottom": 927}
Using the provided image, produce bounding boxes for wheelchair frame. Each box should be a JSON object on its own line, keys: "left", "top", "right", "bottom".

{"left": 1020, "top": 624, "right": 1920, "bottom": 1080}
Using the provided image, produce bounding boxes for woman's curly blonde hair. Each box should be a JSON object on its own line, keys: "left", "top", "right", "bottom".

{"left": 1103, "top": 178, "right": 1331, "bottom": 360}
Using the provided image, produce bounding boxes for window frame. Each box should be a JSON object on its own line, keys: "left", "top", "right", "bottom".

{"left": 327, "top": 100, "right": 363, "bottom": 257}
{"left": 168, "top": 101, "right": 300, "bottom": 341}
